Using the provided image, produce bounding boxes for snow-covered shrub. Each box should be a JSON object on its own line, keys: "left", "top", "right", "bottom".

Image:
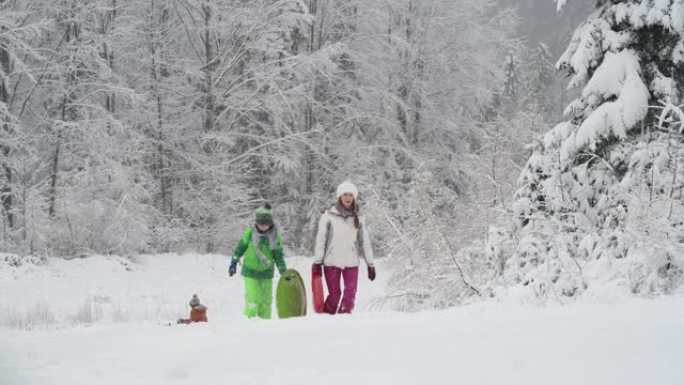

{"left": 1, "top": 254, "right": 47, "bottom": 268}
{"left": 628, "top": 245, "right": 684, "bottom": 296}
{"left": 0, "top": 301, "right": 55, "bottom": 330}
{"left": 69, "top": 297, "right": 103, "bottom": 326}
{"left": 367, "top": 169, "right": 473, "bottom": 311}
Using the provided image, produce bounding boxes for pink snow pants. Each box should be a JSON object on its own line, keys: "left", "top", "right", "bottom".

{"left": 323, "top": 266, "right": 359, "bottom": 314}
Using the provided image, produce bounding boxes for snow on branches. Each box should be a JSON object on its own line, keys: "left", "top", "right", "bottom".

{"left": 498, "top": 0, "right": 684, "bottom": 302}
{"left": 574, "top": 50, "right": 649, "bottom": 155}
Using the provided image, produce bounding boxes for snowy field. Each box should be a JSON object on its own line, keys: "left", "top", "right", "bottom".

{"left": 1, "top": 254, "right": 683, "bottom": 385}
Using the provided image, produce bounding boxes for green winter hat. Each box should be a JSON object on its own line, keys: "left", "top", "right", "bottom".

{"left": 255, "top": 203, "right": 274, "bottom": 226}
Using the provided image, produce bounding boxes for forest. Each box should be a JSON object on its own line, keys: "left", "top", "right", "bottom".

{"left": 2, "top": 0, "right": 682, "bottom": 308}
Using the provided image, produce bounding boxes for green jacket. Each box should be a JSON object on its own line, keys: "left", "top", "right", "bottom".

{"left": 231, "top": 226, "right": 286, "bottom": 279}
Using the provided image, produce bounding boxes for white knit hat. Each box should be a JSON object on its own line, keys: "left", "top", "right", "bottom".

{"left": 336, "top": 181, "right": 358, "bottom": 199}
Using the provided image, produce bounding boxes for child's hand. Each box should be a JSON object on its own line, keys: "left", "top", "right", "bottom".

{"left": 368, "top": 265, "right": 376, "bottom": 281}
{"left": 312, "top": 263, "right": 323, "bottom": 277}
{"left": 229, "top": 260, "right": 238, "bottom": 277}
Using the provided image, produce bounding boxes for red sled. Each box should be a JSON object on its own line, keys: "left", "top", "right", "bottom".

{"left": 312, "top": 268, "right": 325, "bottom": 314}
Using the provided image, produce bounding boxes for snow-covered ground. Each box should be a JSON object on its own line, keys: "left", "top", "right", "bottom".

{"left": 1, "top": 254, "right": 682, "bottom": 385}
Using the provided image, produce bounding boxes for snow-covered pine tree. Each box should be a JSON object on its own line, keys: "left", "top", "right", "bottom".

{"left": 504, "top": 0, "right": 684, "bottom": 301}
{"left": 523, "top": 42, "right": 557, "bottom": 119}
{"left": 502, "top": 53, "right": 522, "bottom": 115}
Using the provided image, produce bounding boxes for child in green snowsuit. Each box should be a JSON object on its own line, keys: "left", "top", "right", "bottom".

{"left": 229, "top": 203, "right": 287, "bottom": 319}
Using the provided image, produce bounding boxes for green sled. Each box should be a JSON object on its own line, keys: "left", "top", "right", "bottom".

{"left": 276, "top": 269, "right": 307, "bottom": 319}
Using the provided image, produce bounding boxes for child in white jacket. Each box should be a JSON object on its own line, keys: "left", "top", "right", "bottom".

{"left": 312, "top": 181, "right": 376, "bottom": 314}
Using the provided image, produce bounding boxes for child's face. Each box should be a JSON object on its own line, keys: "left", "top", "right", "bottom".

{"left": 340, "top": 193, "right": 354, "bottom": 208}
{"left": 256, "top": 223, "right": 271, "bottom": 232}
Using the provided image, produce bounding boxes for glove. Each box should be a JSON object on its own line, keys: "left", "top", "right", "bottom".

{"left": 312, "top": 263, "right": 323, "bottom": 277}
{"left": 368, "top": 265, "right": 376, "bottom": 281}
{"left": 229, "top": 260, "right": 238, "bottom": 277}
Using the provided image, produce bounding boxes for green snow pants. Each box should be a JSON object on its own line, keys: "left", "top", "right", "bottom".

{"left": 243, "top": 277, "right": 273, "bottom": 319}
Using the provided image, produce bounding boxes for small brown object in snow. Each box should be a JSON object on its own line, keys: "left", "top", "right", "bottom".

{"left": 177, "top": 294, "right": 208, "bottom": 324}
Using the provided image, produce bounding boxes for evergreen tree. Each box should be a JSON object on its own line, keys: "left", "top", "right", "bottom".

{"left": 502, "top": 53, "right": 521, "bottom": 115}
{"left": 504, "top": 0, "right": 684, "bottom": 301}
{"left": 523, "top": 42, "right": 557, "bottom": 118}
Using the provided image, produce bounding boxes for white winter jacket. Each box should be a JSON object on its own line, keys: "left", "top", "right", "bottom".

{"left": 313, "top": 205, "right": 374, "bottom": 268}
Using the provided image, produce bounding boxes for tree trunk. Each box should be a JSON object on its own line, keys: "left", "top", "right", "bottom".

{"left": 148, "top": 5, "right": 172, "bottom": 215}
{"left": 396, "top": 4, "right": 413, "bottom": 145}
{"left": 155, "top": 88, "right": 172, "bottom": 215}
{"left": 299, "top": 0, "right": 320, "bottom": 251}
{"left": 202, "top": 3, "right": 215, "bottom": 133}
{"left": 0, "top": 30, "right": 14, "bottom": 230}
{"left": 308, "top": 0, "right": 318, "bottom": 51}
{"left": 48, "top": 15, "right": 78, "bottom": 220}
{"left": 101, "top": 0, "right": 117, "bottom": 115}
{"left": 48, "top": 139, "right": 60, "bottom": 219}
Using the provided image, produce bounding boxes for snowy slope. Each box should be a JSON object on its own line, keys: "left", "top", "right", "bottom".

{"left": 0, "top": 254, "right": 388, "bottom": 328}
{"left": 1, "top": 254, "right": 683, "bottom": 385}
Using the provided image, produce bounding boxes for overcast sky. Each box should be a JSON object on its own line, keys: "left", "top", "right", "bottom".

{"left": 503, "top": 0, "right": 594, "bottom": 54}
